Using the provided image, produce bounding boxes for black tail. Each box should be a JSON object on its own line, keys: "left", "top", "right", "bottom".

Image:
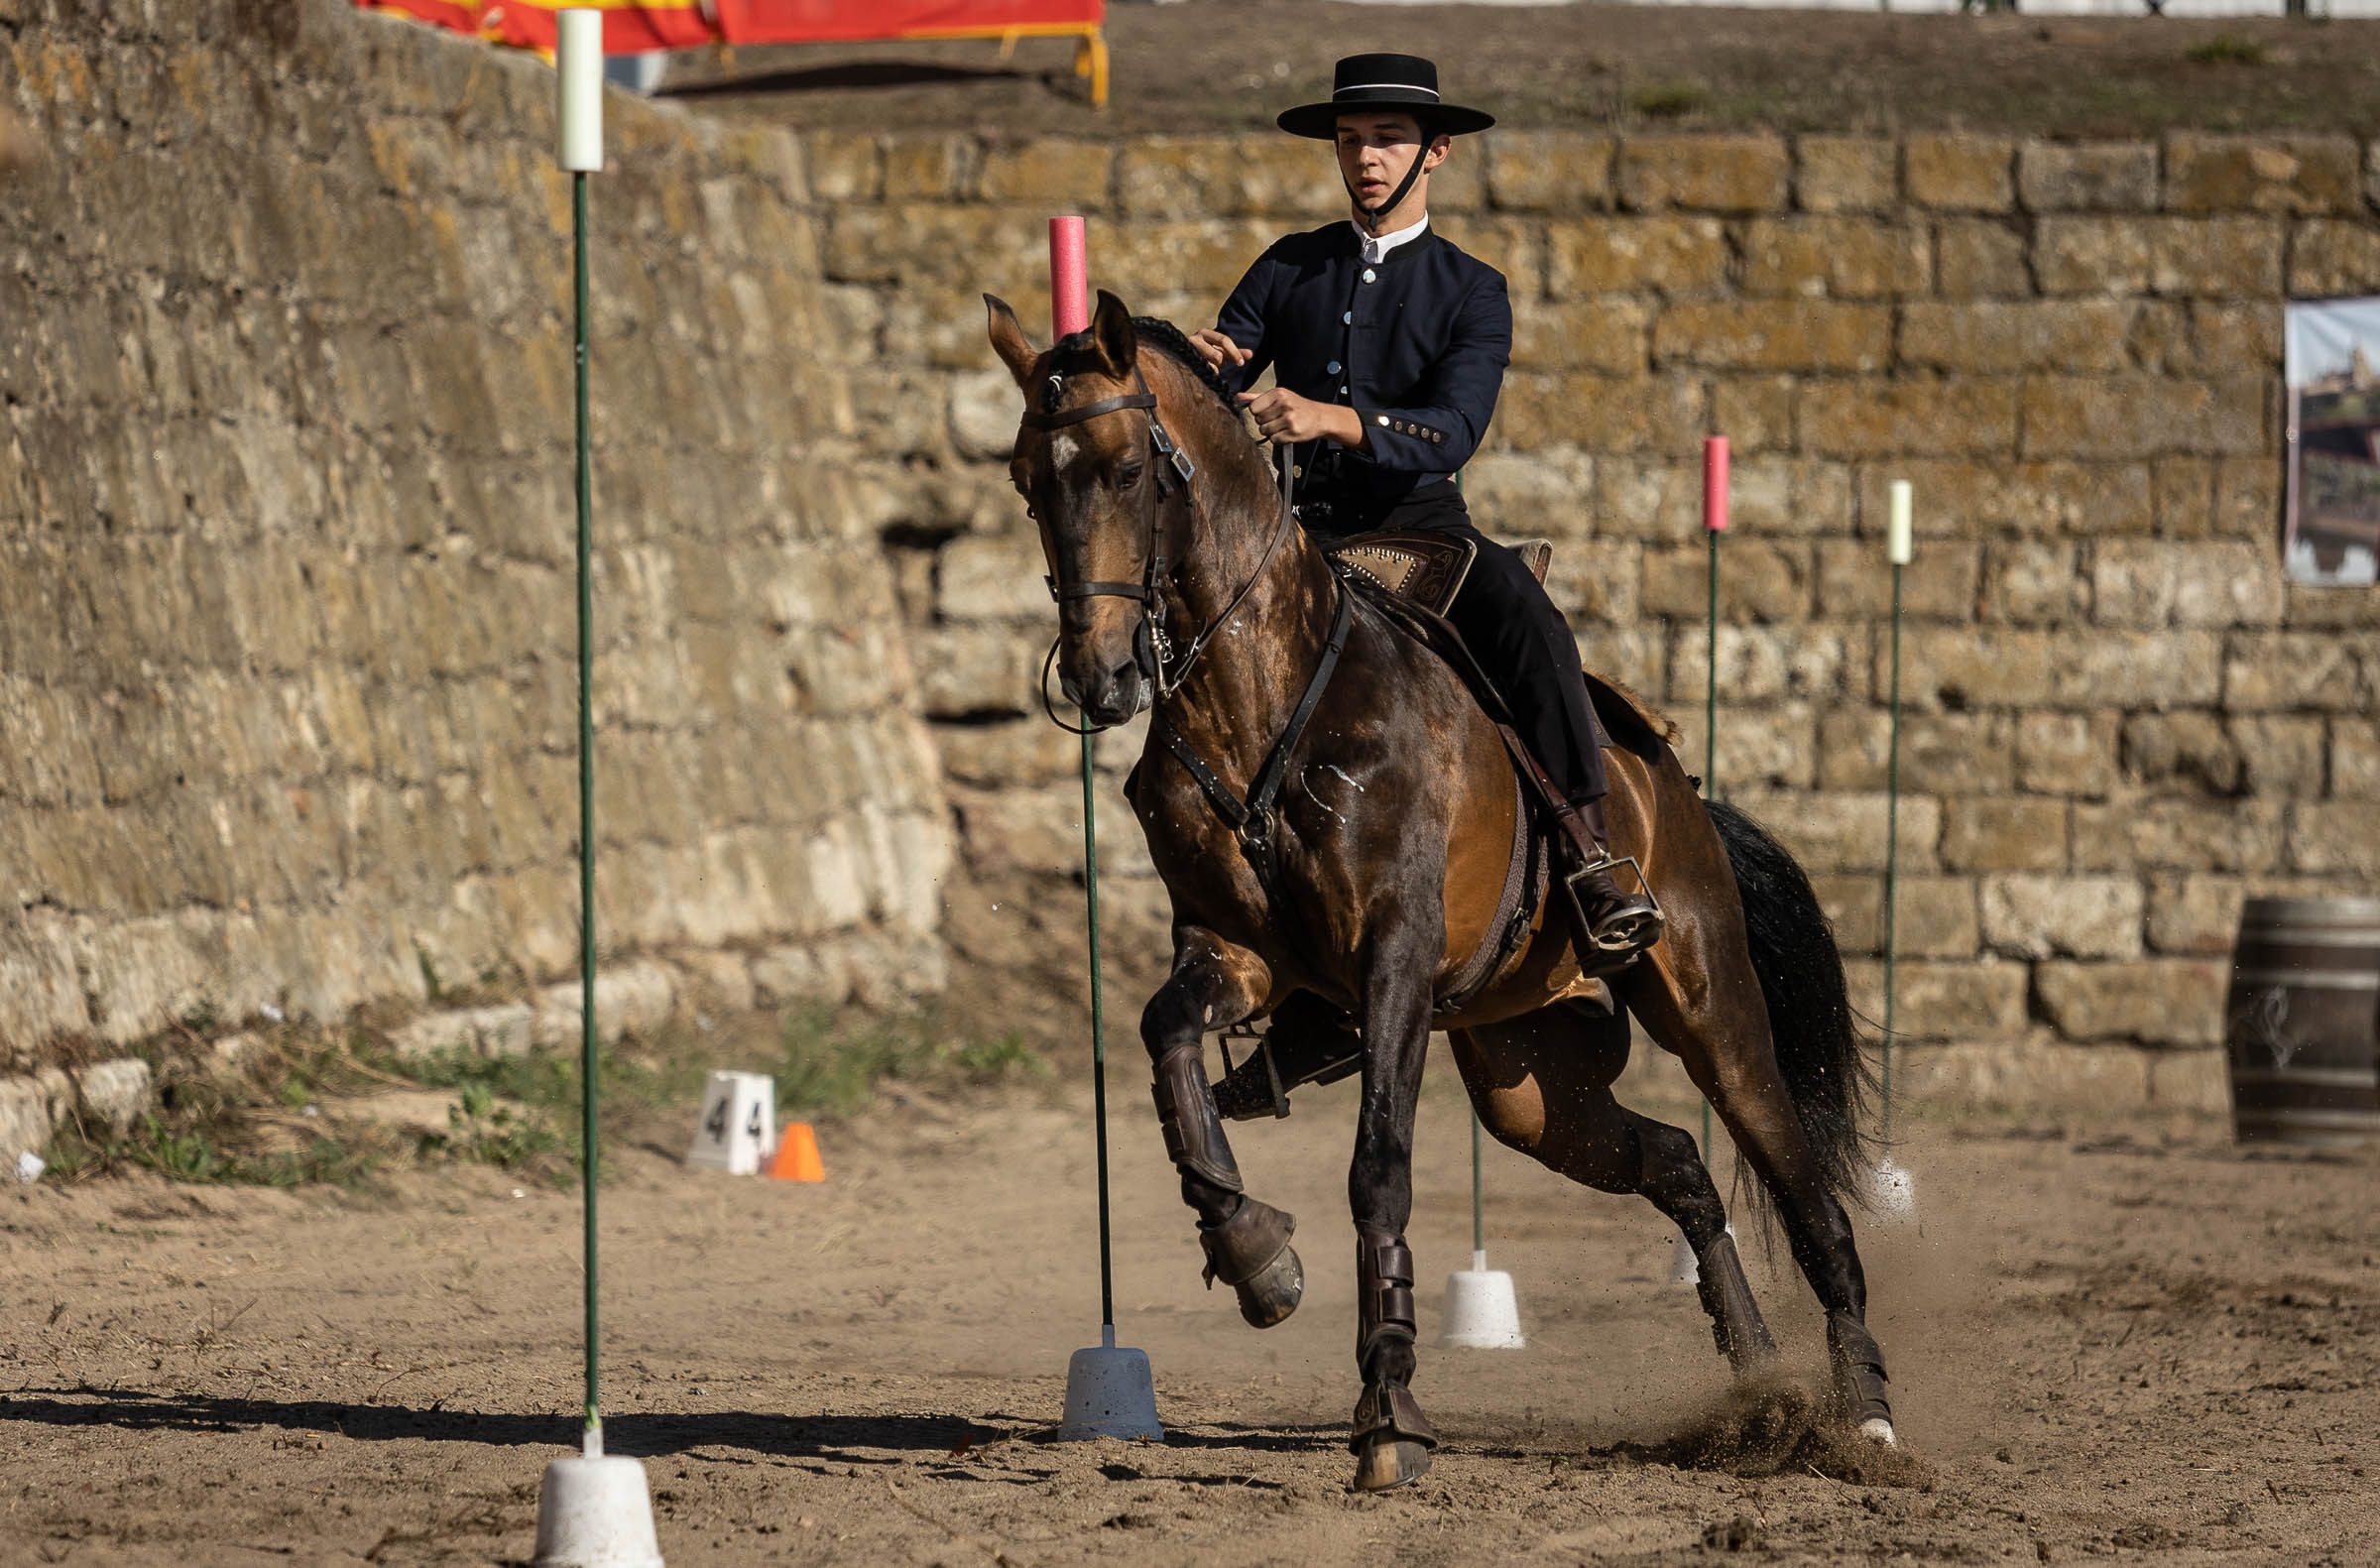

{"left": 1703, "top": 798, "right": 1875, "bottom": 1206}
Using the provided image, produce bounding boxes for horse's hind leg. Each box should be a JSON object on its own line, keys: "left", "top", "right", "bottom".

{"left": 1625, "top": 945, "right": 1895, "bottom": 1443}
{"left": 1454, "top": 1007, "right": 1777, "bottom": 1374}
{"left": 1140, "top": 926, "right": 1303, "bottom": 1329}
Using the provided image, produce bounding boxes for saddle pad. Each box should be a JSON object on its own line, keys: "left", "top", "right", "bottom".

{"left": 1325, "top": 533, "right": 1556, "bottom": 618}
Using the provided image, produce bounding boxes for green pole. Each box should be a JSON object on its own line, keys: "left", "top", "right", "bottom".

{"left": 1470, "top": 1107, "right": 1485, "bottom": 1261}
{"left": 1880, "top": 560, "right": 1903, "bottom": 1145}
{"left": 573, "top": 169, "right": 601, "bottom": 1440}
{"left": 1701, "top": 526, "right": 1718, "bottom": 1160}
{"left": 1080, "top": 734, "right": 1115, "bottom": 1330}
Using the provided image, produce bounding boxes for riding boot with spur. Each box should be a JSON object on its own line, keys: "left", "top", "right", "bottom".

{"left": 1554, "top": 796, "right": 1663, "bottom": 958}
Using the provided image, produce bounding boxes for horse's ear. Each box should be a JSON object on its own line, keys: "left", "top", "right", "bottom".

{"left": 1089, "top": 289, "right": 1136, "bottom": 378}
{"left": 984, "top": 294, "right": 1038, "bottom": 393}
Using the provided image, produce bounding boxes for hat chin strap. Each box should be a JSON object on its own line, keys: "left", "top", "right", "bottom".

{"left": 1347, "top": 146, "right": 1429, "bottom": 236}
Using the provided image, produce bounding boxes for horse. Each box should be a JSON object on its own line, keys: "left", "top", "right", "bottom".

{"left": 986, "top": 289, "right": 1896, "bottom": 1492}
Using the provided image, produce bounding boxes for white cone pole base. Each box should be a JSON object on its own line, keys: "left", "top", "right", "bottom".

{"left": 1670, "top": 1222, "right": 1735, "bottom": 1286}
{"left": 1866, "top": 1157, "right": 1916, "bottom": 1221}
{"left": 1054, "top": 1324, "right": 1163, "bottom": 1441}
{"left": 1438, "top": 1250, "right": 1524, "bottom": 1349}
{"left": 534, "top": 1429, "right": 664, "bottom": 1568}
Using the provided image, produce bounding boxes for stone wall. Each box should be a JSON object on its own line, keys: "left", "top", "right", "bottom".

{"left": 805, "top": 125, "right": 2380, "bottom": 1057}
{"left": 0, "top": 0, "right": 947, "bottom": 1076}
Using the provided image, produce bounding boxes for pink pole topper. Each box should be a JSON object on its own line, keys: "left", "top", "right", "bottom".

{"left": 1703, "top": 435, "right": 1729, "bottom": 534}
{"left": 1048, "top": 216, "right": 1088, "bottom": 339}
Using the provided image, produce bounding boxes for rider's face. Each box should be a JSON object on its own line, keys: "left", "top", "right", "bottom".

{"left": 1333, "top": 113, "right": 1447, "bottom": 213}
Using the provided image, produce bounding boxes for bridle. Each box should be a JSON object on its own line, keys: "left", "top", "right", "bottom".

{"left": 1019, "top": 360, "right": 1297, "bottom": 732}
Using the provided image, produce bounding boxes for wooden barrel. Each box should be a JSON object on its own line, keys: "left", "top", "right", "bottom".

{"left": 2225, "top": 898, "right": 2380, "bottom": 1147}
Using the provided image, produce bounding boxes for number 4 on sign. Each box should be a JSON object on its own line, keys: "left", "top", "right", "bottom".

{"left": 684, "top": 1071, "right": 777, "bottom": 1175}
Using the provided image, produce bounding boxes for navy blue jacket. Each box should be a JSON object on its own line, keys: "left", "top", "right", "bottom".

{"left": 1215, "top": 221, "right": 1511, "bottom": 528}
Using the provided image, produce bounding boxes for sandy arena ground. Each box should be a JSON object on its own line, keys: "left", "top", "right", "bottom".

{"left": 0, "top": 1051, "right": 2372, "bottom": 1566}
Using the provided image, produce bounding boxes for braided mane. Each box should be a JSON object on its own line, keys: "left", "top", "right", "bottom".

{"left": 1046, "top": 315, "right": 1238, "bottom": 416}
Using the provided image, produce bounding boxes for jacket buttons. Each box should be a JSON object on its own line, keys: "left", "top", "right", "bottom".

{"left": 1342, "top": 310, "right": 1354, "bottom": 324}
{"left": 1326, "top": 360, "right": 1341, "bottom": 375}
{"left": 1375, "top": 415, "right": 1388, "bottom": 426}
{"left": 1362, "top": 267, "right": 1377, "bottom": 284}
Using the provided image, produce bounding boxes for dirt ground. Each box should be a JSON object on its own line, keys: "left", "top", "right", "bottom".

{"left": 656, "top": 1, "right": 2380, "bottom": 139}
{"left": 0, "top": 1049, "right": 2372, "bottom": 1567}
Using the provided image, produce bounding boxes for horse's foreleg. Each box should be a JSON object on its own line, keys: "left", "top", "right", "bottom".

{"left": 1346, "top": 927, "right": 1442, "bottom": 1493}
{"left": 1140, "top": 928, "right": 1303, "bottom": 1329}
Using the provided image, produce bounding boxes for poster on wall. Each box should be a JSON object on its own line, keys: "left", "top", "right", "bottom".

{"left": 2285, "top": 299, "right": 2380, "bottom": 587}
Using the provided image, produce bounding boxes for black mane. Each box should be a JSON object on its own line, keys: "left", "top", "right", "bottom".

{"left": 1046, "top": 315, "right": 1239, "bottom": 417}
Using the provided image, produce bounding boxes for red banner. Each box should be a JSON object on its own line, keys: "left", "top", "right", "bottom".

{"left": 358, "top": 0, "right": 1101, "bottom": 52}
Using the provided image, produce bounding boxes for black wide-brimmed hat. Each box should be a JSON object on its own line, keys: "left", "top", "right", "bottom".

{"left": 1276, "top": 54, "right": 1495, "bottom": 141}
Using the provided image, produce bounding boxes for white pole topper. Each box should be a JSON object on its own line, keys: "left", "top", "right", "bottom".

{"left": 1887, "top": 479, "right": 1914, "bottom": 566}
{"left": 556, "top": 9, "right": 605, "bottom": 174}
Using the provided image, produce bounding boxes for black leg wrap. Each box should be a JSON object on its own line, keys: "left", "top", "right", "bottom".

{"left": 1694, "top": 1231, "right": 1779, "bottom": 1373}
{"left": 1827, "top": 1310, "right": 1893, "bottom": 1428}
{"left": 1198, "top": 1196, "right": 1303, "bottom": 1328}
{"left": 1355, "top": 1224, "right": 1418, "bottom": 1365}
{"left": 1150, "top": 1043, "right": 1243, "bottom": 1194}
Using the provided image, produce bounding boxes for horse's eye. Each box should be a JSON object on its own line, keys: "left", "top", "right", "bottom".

{"left": 1118, "top": 462, "right": 1144, "bottom": 491}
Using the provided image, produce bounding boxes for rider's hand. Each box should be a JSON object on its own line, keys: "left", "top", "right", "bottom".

{"left": 1190, "top": 328, "right": 1250, "bottom": 372}
{"left": 1238, "top": 387, "right": 1347, "bottom": 446}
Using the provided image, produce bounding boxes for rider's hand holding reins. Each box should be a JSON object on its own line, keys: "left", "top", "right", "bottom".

{"left": 1240, "top": 387, "right": 1369, "bottom": 452}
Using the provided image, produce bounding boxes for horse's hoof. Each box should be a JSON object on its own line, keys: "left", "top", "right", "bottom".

{"left": 1233, "top": 1241, "right": 1303, "bottom": 1328}
{"left": 1857, "top": 1417, "right": 1898, "bottom": 1448}
{"left": 1351, "top": 1439, "right": 1431, "bottom": 1493}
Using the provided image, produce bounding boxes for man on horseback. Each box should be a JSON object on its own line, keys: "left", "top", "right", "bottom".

{"left": 1187, "top": 53, "right": 1662, "bottom": 961}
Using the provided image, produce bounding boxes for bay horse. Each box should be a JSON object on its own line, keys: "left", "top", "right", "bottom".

{"left": 987, "top": 290, "right": 1896, "bottom": 1492}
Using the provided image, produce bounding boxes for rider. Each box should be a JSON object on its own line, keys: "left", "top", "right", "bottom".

{"left": 1189, "top": 53, "right": 1662, "bottom": 959}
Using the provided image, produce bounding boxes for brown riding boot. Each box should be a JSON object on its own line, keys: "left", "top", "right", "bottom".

{"left": 1553, "top": 797, "right": 1663, "bottom": 957}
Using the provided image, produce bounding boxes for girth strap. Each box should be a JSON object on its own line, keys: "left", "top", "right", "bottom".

{"left": 1151, "top": 580, "right": 1357, "bottom": 870}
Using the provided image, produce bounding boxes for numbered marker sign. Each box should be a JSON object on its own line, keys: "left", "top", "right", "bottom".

{"left": 684, "top": 1071, "right": 777, "bottom": 1175}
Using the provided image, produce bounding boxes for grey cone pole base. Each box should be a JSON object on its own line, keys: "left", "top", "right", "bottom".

{"left": 533, "top": 1430, "right": 663, "bottom": 1568}
{"left": 1054, "top": 1324, "right": 1164, "bottom": 1441}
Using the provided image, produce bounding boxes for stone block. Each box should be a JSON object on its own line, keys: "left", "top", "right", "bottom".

{"left": 2147, "top": 875, "right": 2245, "bottom": 955}
{"left": 1509, "top": 298, "right": 1652, "bottom": 373}
{"left": 1983, "top": 542, "right": 2086, "bottom": 625}
{"left": 2120, "top": 712, "right": 2241, "bottom": 794}
{"left": 1654, "top": 300, "right": 1891, "bottom": 373}
{"left": 1981, "top": 874, "right": 2144, "bottom": 959}
{"left": 954, "top": 782, "right": 1093, "bottom": 878}
{"left": 1797, "top": 381, "right": 2017, "bottom": 459}
{"left": 1939, "top": 796, "right": 2070, "bottom": 872}
{"left": 1496, "top": 372, "right": 1704, "bottom": 452}
{"left": 1810, "top": 875, "right": 1976, "bottom": 958}
{"left": 937, "top": 534, "right": 1049, "bottom": 622}
{"left": 2222, "top": 632, "right": 2369, "bottom": 711}
{"left": 2213, "top": 457, "right": 2284, "bottom": 543}
{"left": 2073, "top": 798, "right": 2284, "bottom": 873}
{"left": 800, "top": 131, "right": 882, "bottom": 202}
{"left": 1815, "top": 709, "right": 2013, "bottom": 794}
{"left": 2163, "top": 133, "right": 2360, "bottom": 215}
{"left": 1815, "top": 539, "right": 1980, "bottom": 621}
{"left": 1897, "top": 302, "right": 2131, "bottom": 374}
{"left": 2288, "top": 800, "right": 2380, "bottom": 877}
{"left": 1854, "top": 461, "right": 2152, "bottom": 540}
{"left": 1905, "top": 134, "right": 2014, "bottom": 212}
{"left": 1668, "top": 701, "right": 1816, "bottom": 789}
{"left": 2033, "top": 217, "right": 2152, "bottom": 295}
{"left": 2148, "top": 218, "right": 2285, "bottom": 298}
{"left": 936, "top": 720, "right": 1080, "bottom": 788}
{"left": 947, "top": 367, "right": 1022, "bottom": 461}
{"left": 978, "top": 139, "right": 1116, "bottom": 208}
{"left": 1725, "top": 456, "right": 1853, "bottom": 535}
{"left": 2229, "top": 715, "right": 2326, "bottom": 798}
{"left": 1459, "top": 448, "right": 1598, "bottom": 536}
{"left": 2191, "top": 304, "right": 2282, "bottom": 379}
{"left": 2033, "top": 959, "right": 2229, "bottom": 1046}
{"left": 2016, "top": 140, "right": 2158, "bottom": 212}
{"left": 1739, "top": 217, "right": 1929, "bottom": 299}
{"left": 1640, "top": 543, "right": 1815, "bottom": 623}
{"left": 1541, "top": 540, "right": 1641, "bottom": 626}
{"left": 1615, "top": 135, "right": 1788, "bottom": 212}
{"left": 881, "top": 134, "right": 974, "bottom": 199}
{"left": 532, "top": 962, "right": 678, "bottom": 1049}
{"left": 2333, "top": 718, "right": 2380, "bottom": 797}
{"left": 1544, "top": 216, "right": 1728, "bottom": 298}
{"left": 914, "top": 625, "right": 1040, "bottom": 719}
{"left": 1711, "top": 378, "right": 1797, "bottom": 452}
{"left": 1935, "top": 218, "right": 2029, "bottom": 297}
{"left": 0, "top": 1075, "right": 53, "bottom": 1159}
{"left": 390, "top": 1004, "right": 536, "bottom": 1058}
{"left": 2018, "top": 710, "right": 2120, "bottom": 799}
{"left": 2287, "top": 218, "right": 2380, "bottom": 296}
{"left": 1485, "top": 132, "right": 1617, "bottom": 210}
{"left": 1117, "top": 136, "right": 1324, "bottom": 219}
{"left": 2017, "top": 377, "right": 2265, "bottom": 460}
{"left": 1726, "top": 789, "right": 1938, "bottom": 874}
{"left": 1842, "top": 959, "right": 2029, "bottom": 1040}
{"left": 1794, "top": 136, "right": 1897, "bottom": 213}
{"left": 750, "top": 943, "right": 852, "bottom": 1009}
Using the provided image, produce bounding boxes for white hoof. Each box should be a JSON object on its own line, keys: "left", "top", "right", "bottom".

{"left": 1857, "top": 1417, "right": 1897, "bottom": 1447}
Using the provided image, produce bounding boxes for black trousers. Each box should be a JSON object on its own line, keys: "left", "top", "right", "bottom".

{"left": 1307, "top": 484, "right": 1609, "bottom": 808}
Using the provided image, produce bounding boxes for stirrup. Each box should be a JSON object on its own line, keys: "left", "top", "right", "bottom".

{"left": 1217, "top": 1026, "right": 1290, "bottom": 1120}
{"left": 1563, "top": 851, "right": 1664, "bottom": 955}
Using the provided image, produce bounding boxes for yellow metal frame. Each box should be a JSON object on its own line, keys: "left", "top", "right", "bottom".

{"left": 900, "top": 22, "right": 1107, "bottom": 107}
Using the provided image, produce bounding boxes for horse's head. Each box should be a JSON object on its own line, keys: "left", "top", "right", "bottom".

{"left": 986, "top": 289, "right": 1185, "bottom": 728}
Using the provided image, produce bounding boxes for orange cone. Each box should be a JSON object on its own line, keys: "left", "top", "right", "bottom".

{"left": 766, "top": 1122, "right": 824, "bottom": 1182}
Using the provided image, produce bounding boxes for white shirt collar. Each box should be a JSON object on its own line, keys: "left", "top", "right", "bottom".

{"left": 1352, "top": 213, "right": 1430, "bottom": 267}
